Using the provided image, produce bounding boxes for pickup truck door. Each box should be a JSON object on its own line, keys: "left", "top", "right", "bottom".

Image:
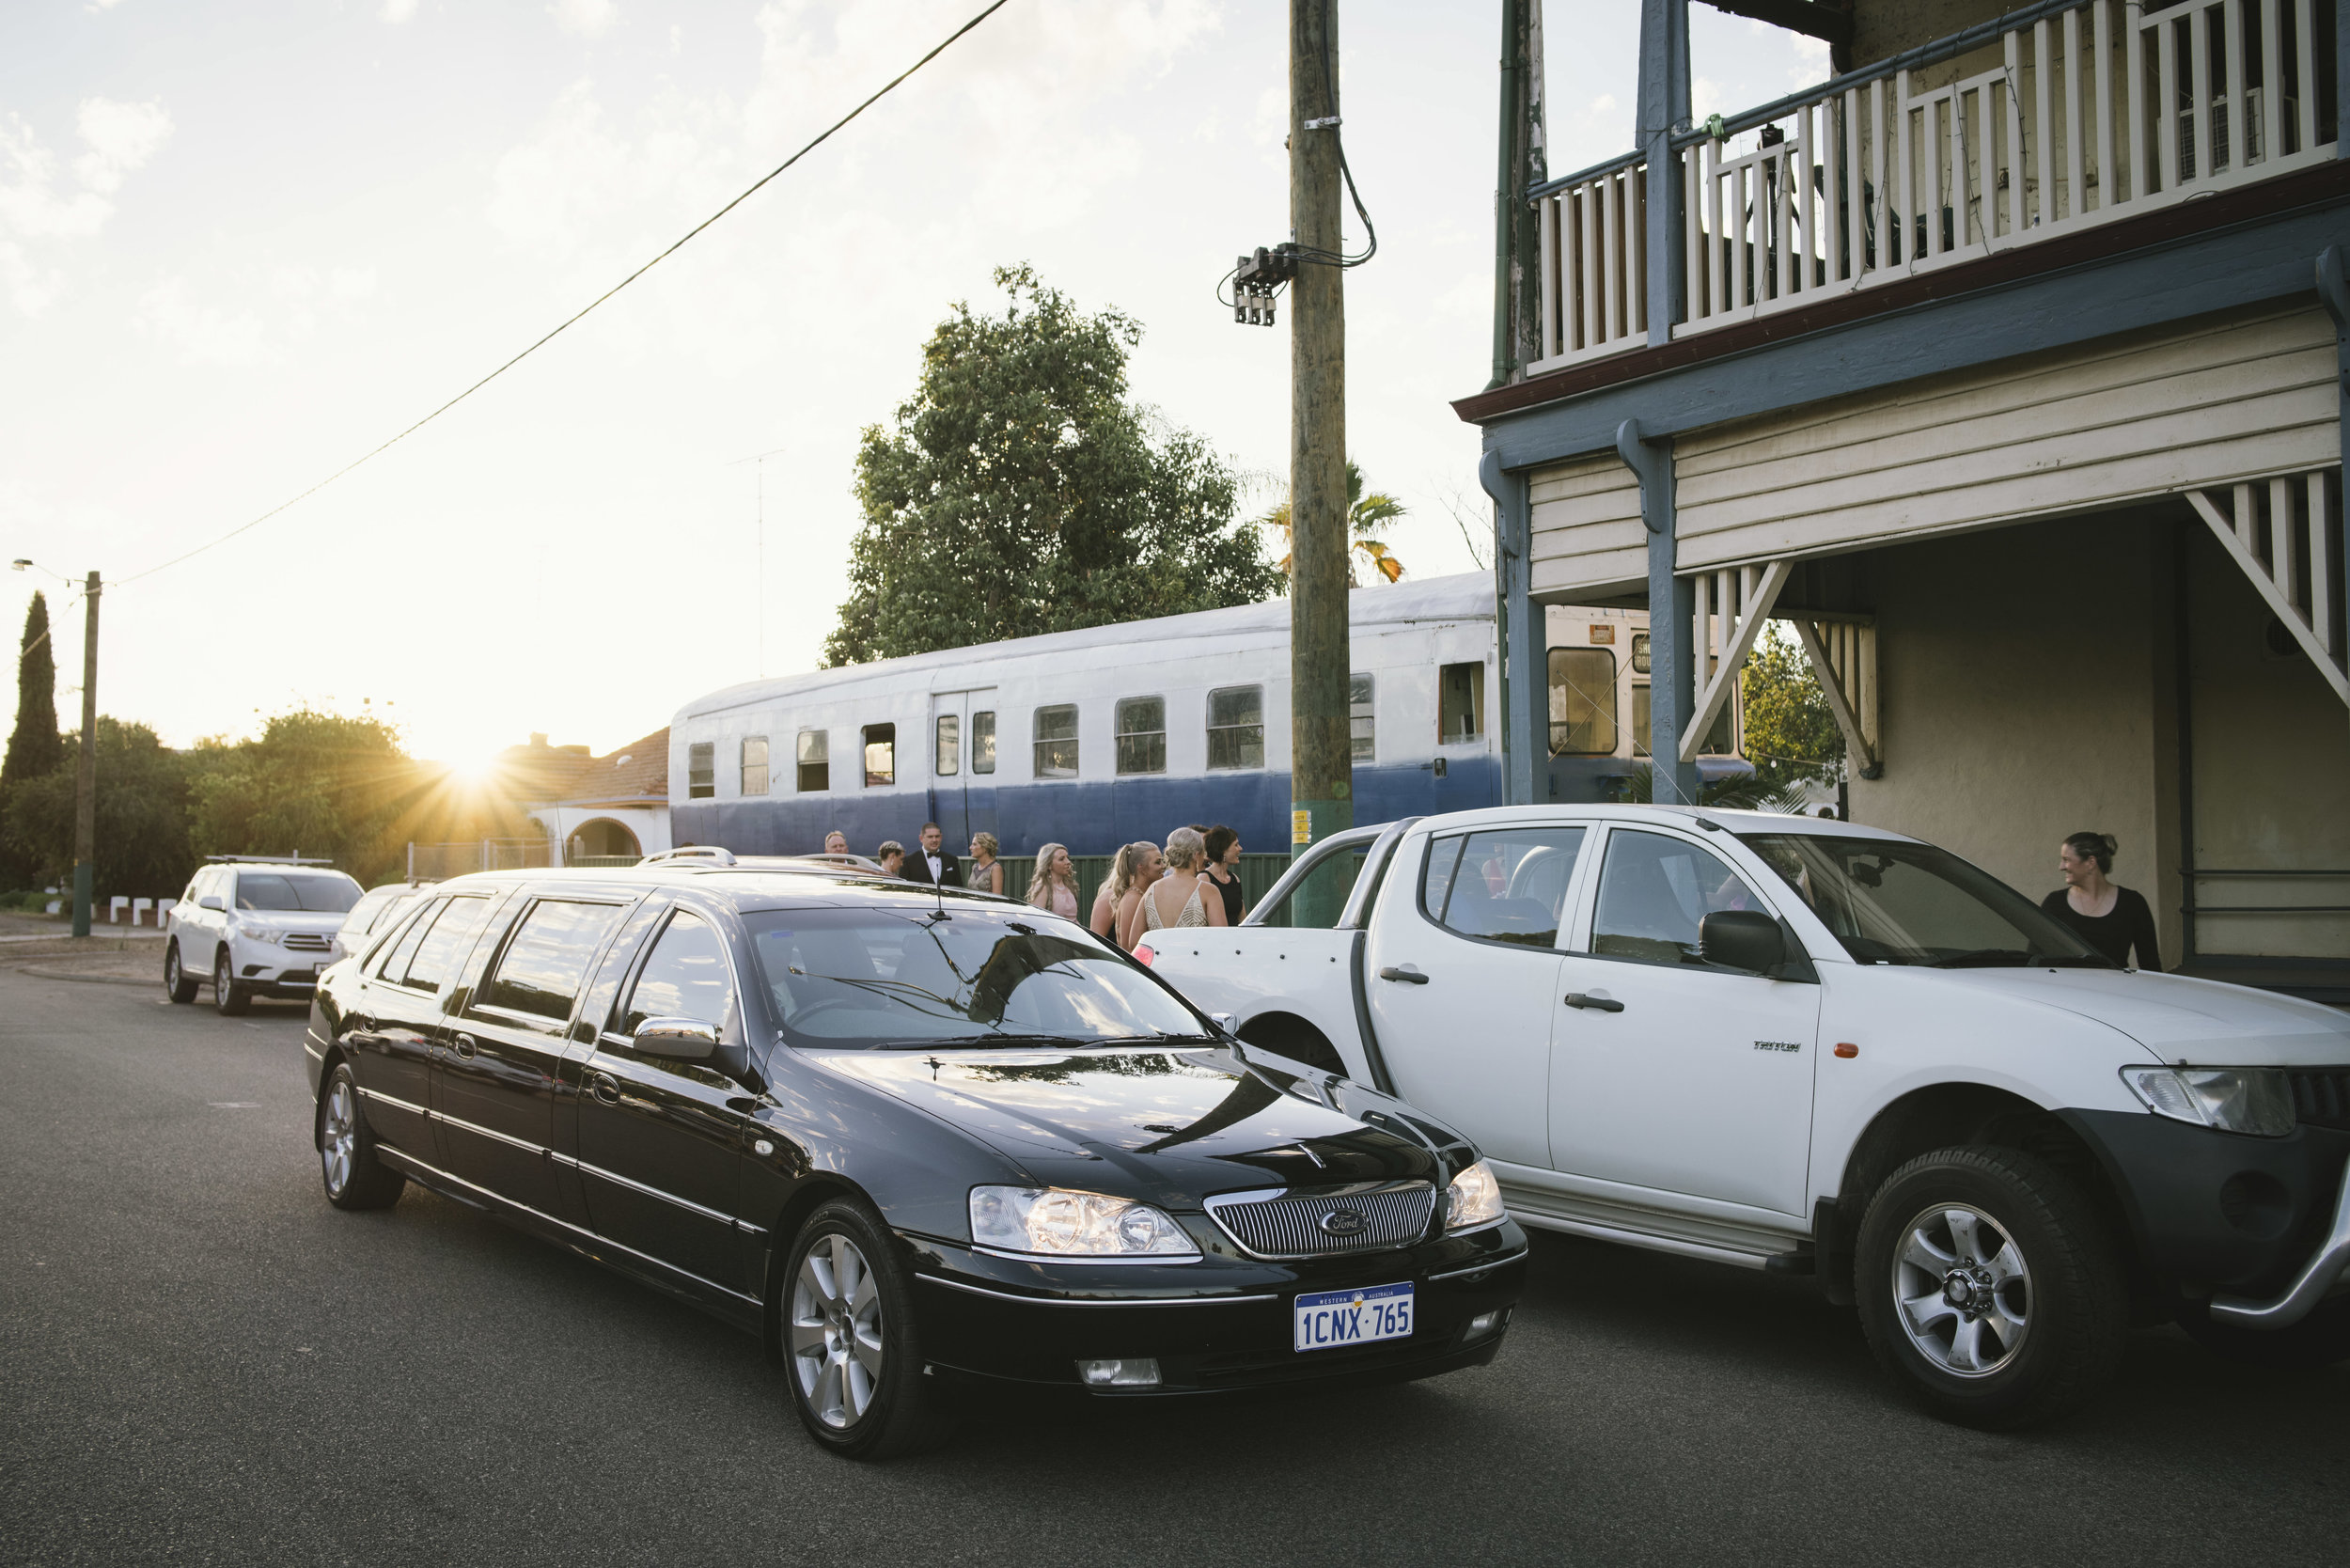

{"left": 1361, "top": 823, "right": 1593, "bottom": 1169}
{"left": 1550, "top": 824, "right": 1821, "bottom": 1217}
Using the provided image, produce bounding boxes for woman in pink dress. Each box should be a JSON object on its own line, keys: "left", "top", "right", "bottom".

{"left": 1025, "top": 842, "right": 1079, "bottom": 919}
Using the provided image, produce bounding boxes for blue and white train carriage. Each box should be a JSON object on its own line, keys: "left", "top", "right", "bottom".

{"left": 667, "top": 570, "right": 1747, "bottom": 859}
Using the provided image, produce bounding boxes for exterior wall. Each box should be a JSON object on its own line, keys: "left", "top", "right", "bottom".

{"left": 1845, "top": 510, "right": 2184, "bottom": 964}
{"left": 1672, "top": 306, "right": 2337, "bottom": 576}
{"left": 1528, "top": 452, "right": 1646, "bottom": 601}
{"left": 543, "top": 804, "right": 670, "bottom": 861}
{"left": 1852, "top": 1, "right": 2012, "bottom": 72}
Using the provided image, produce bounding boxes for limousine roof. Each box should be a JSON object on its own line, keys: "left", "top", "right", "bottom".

{"left": 678, "top": 568, "right": 1503, "bottom": 722}
{"left": 430, "top": 864, "right": 1027, "bottom": 914}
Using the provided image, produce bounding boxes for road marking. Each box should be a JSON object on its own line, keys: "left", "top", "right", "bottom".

{"left": 207, "top": 1102, "right": 259, "bottom": 1108}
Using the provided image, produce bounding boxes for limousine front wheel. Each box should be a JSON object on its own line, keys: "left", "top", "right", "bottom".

{"left": 318, "top": 1064, "right": 404, "bottom": 1211}
{"left": 783, "top": 1199, "right": 951, "bottom": 1460}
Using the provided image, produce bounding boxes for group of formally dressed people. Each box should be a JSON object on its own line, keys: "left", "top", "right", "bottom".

{"left": 820, "top": 820, "right": 1247, "bottom": 949}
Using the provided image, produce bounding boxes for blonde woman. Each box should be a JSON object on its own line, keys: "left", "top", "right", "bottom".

{"left": 965, "top": 832, "right": 1004, "bottom": 897}
{"left": 1130, "top": 826, "right": 1226, "bottom": 947}
{"left": 1092, "top": 841, "right": 1162, "bottom": 939}
{"left": 1026, "top": 843, "right": 1079, "bottom": 919}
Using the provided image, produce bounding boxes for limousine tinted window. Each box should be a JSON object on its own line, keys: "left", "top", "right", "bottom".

{"left": 373, "top": 896, "right": 444, "bottom": 983}
{"left": 747, "top": 908, "right": 1200, "bottom": 1046}
{"left": 404, "top": 894, "right": 495, "bottom": 993}
{"left": 479, "top": 899, "right": 626, "bottom": 1021}
{"left": 623, "top": 910, "right": 735, "bottom": 1034}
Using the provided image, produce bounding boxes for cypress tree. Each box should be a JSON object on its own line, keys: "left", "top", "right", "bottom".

{"left": 0, "top": 593, "right": 64, "bottom": 886}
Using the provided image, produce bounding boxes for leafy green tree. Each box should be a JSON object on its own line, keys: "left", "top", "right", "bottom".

{"left": 187, "top": 709, "right": 416, "bottom": 884}
{"left": 1738, "top": 626, "right": 1844, "bottom": 791}
{"left": 1256, "top": 460, "right": 1407, "bottom": 585}
{"left": 4, "top": 718, "right": 193, "bottom": 897}
{"left": 823, "top": 265, "right": 1281, "bottom": 666}
{"left": 0, "top": 593, "right": 63, "bottom": 887}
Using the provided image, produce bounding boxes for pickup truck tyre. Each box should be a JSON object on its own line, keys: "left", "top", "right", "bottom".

{"left": 2171, "top": 1295, "right": 2350, "bottom": 1369}
{"left": 1855, "top": 1145, "right": 2126, "bottom": 1430}
{"left": 212, "top": 947, "right": 251, "bottom": 1016}
{"left": 163, "top": 942, "right": 199, "bottom": 1004}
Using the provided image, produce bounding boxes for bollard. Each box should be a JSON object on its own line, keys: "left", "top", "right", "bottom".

{"left": 133, "top": 898, "right": 153, "bottom": 927}
{"left": 159, "top": 898, "right": 177, "bottom": 924}
{"left": 110, "top": 896, "right": 129, "bottom": 924}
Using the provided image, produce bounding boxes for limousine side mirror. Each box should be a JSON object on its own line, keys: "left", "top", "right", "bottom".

{"left": 1700, "top": 910, "right": 1785, "bottom": 975}
{"left": 633, "top": 1016, "right": 720, "bottom": 1062}
{"left": 198, "top": 895, "right": 225, "bottom": 912}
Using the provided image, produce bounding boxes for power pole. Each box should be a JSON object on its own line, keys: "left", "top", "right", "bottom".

{"left": 1289, "top": 0, "right": 1351, "bottom": 918}
{"left": 70, "top": 571, "right": 99, "bottom": 938}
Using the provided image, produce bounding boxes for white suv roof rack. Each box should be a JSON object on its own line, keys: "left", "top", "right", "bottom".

{"left": 205, "top": 855, "right": 337, "bottom": 866}
{"left": 639, "top": 846, "right": 737, "bottom": 866}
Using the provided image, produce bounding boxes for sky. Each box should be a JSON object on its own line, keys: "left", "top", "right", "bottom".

{"left": 1, "top": 1, "right": 1823, "bottom": 767}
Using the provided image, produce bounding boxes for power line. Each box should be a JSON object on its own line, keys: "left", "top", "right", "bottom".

{"left": 118, "top": 0, "right": 1014, "bottom": 588}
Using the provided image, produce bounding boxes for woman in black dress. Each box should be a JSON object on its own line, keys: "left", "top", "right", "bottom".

{"left": 2040, "top": 831, "right": 2163, "bottom": 970}
{"left": 1201, "top": 824, "right": 1246, "bottom": 927}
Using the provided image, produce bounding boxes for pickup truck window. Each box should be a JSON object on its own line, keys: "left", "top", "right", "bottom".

{"left": 1255, "top": 843, "right": 1369, "bottom": 929}
{"left": 1424, "top": 827, "right": 1588, "bottom": 948}
{"left": 1590, "top": 830, "right": 1762, "bottom": 966}
{"left": 1738, "top": 833, "right": 2107, "bottom": 967}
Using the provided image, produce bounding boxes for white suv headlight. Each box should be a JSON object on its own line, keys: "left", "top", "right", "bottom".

{"left": 969, "top": 1186, "right": 1198, "bottom": 1259}
{"left": 1445, "top": 1159, "right": 1506, "bottom": 1231}
{"left": 2121, "top": 1066, "right": 2295, "bottom": 1137}
{"left": 236, "top": 923, "right": 278, "bottom": 943}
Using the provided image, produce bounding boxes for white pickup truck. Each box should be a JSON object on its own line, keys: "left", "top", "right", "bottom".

{"left": 1143, "top": 805, "right": 2350, "bottom": 1427}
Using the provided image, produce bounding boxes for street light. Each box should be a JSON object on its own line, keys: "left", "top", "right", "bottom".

{"left": 13, "top": 559, "right": 101, "bottom": 938}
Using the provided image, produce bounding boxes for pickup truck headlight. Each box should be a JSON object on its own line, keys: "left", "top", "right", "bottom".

{"left": 2121, "top": 1066, "right": 2295, "bottom": 1137}
{"left": 969, "top": 1186, "right": 1198, "bottom": 1259}
{"left": 1445, "top": 1159, "right": 1506, "bottom": 1231}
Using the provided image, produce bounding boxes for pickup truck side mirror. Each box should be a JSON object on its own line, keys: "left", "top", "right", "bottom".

{"left": 1700, "top": 910, "right": 1785, "bottom": 975}
{"left": 198, "top": 895, "right": 226, "bottom": 912}
{"left": 632, "top": 1016, "right": 720, "bottom": 1062}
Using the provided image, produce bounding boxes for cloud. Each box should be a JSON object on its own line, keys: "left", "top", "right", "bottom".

{"left": 548, "top": 0, "right": 618, "bottom": 39}
{"left": 0, "top": 99, "right": 171, "bottom": 314}
{"left": 73, "top": 98, "right": 174, "bottom": 194}
{"left": 133, "top": 276, "right": 271, "bottom": 366}
{"left": 382, "top": 0, "right": 419, "bottom": 23}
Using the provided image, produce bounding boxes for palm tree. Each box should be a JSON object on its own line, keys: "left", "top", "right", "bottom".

{"left": 1257, "top": 461, "right": 1406, "bottom": 585}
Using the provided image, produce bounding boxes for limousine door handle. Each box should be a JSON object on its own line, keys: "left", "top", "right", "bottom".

{"left": 588, "top": 1072, "right": 620, "bottom": 1105}
{"left": 1377, "top": 964, "right": 1430, "bottom": 985}
{"left": 449, "top": 1033, "right": 478, "bottom": 1059}
{"left": 1564, "top": 992, "right": 1625, "bottom": 1013}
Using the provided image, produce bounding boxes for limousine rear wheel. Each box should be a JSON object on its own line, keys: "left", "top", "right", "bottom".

{"left": 1856, "top": 1145, "right": 2125, "bottom": 1430}
{"left": 318, "top": 1063, "right": 404, "bottom": 1211}
{"left": 782, "top": 1198, "right": 950, "bottom": 1461}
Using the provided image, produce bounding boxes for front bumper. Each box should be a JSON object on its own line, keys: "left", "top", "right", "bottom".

{"left": 234, "top": 949, "right": 334, "bottom": 996}
{"left": 2066, "top": 1107, "right": 2350, "bottom": 1322}
{"left": 903, "top": 1219, "right": 1528, "bottom": 1398}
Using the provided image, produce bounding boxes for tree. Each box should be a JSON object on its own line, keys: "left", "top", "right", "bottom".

{"left": 1738, "top": 626, "right": 1844, "bottom": 792}
{"left": 4, "top": 718, "right": 192, "bottom": 898}
{"left": 0, "top": 593, "right": 63, "bottom": 887}
{"left": 822, "top": 265, "right": 1281, "bottom": 666}
{"left": 1256, "top": 460, "right": 1407, "bottom": 585}
{"left": 186, "top": 708, "right": 417, "bottom": 885}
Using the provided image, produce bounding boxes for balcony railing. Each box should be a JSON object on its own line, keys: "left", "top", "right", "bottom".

{"left": 1527, "top": 0, "right": 2338, "bottom": 378}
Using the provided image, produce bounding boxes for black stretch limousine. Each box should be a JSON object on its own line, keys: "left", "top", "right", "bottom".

{"left": 305, "top": 861, "right": 1527, "bottom": 1458}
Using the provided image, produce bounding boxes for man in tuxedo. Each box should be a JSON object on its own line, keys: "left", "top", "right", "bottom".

{"left": 901, "top": 821, "right": 962, "bottom": 890}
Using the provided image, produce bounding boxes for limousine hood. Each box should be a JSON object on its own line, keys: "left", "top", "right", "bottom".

{"left": 807, "top": 1043, "right": 1442, "bottom": 1203}
{"left": 1924, "top": 967, "right": 2350, "bottom": 1067}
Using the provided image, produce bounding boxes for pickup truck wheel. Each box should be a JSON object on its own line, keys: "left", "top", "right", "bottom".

{"left": 2172, "top": 1296, "right": 2350, "bottom": 1369}
{"left": 163, "top": 942, "right": 199, "bottom": 1004}
{"left": 212, "top": 947, "right": 251, "bottom": 1016}
{"left": 1856, "top": 1145, "right": 2125, "bottom": 1430}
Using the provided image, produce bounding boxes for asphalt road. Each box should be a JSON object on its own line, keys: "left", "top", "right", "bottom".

{"left": 3, "top": 969, "right": 2343, "bottom": 1568}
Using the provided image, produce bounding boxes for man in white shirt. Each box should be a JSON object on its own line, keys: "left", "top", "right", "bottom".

{"left": 901, "top": 821, "right": 962, "bottom": 890}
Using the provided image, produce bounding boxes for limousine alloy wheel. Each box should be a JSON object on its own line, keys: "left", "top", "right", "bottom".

{"left": 318, "top": 1063, "right": 404, "bottom": 1211}
{"left": 781, "top": 1198, "right": 950, "bottom": 1460}
{"left": 1855, "top": 1146, "right": 2125, "bottom": 1430}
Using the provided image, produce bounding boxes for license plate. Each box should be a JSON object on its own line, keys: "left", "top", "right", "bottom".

{"left": 1293, "top": 1282, "right": 1414, "bottom": 1352}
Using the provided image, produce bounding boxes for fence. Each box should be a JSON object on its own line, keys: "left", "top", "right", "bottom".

{"left": 1532, "top": 0, "right": 2338, "bottom": 374}
{"left": 405, "top": 839, "right": 553, "bottom": 881}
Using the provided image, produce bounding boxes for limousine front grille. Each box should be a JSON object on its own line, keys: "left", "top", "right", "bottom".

{"left": 2288, "top": 1069, "right": 2350, "bottom": 1131}
{"left": 282, "top": 933, "right": 334, "bottom": 951}
{"left": 1204, "top": 1183, "right": 1435, "bottom": 1260}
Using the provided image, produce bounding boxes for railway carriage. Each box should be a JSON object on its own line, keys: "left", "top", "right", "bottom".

{"left": 669, "top": 570, "right": 1747, "bottom": 858}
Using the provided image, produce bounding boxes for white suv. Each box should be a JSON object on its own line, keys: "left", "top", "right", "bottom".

{"left": 165, "top": 859, "right": 364, "bottom": 1015}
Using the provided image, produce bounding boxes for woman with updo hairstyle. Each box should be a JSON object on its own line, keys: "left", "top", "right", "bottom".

{"left": 1129, "top": 825, "right": 1228, "bottom": 948}
{"left": 2040, "top": 831, "right": 2163, "bottom": 970}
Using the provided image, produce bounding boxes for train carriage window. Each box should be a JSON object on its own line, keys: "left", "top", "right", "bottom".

{"left": 741, "top": 735, "right": 770, "bottom": 796}
{"left": 1631, "top": 632, "right": 1652, "bottom": 674}
{"left": 862, "top": 724, "right": 896, "bottom": 787}
{"left": 1206, "top": 685, "right": 1264, "bottom": 770}
{"left": 1438, "top": 662, "right": 1485, "bottom": 743}
{"left": 1632, "top": 685, "right": 1652, "bottom": 757}
{"left": 796, "top": 729, "right": 829, "bottom": 792}
{"left": 1116, "top": 697, "right": 1166, "bottom": 775}
{"left": 1033, "top": 705, "right": 1078, "bottom": 778}
{"left": 1350, "top": 674, "right": 1375, "bottom": 761}
{"left": 971, "top": 711, "right": 996, "bottom": 775}
{"left": 1548, "top": 649, "right": 1618, "bottom": 756}
{"left": 687, "top": 743, "right": 714, "bottom": 799}
{"left": 934, "top": 714, "right": 959, "bottom": 776}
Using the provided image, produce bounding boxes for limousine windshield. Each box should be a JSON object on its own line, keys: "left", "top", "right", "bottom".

{"left": 746, "top": 907, "right": 1206, "bottom": 1047}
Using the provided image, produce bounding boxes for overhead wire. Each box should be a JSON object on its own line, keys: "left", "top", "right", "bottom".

{"left": 116, "top": 0, "right": 1014, "bottom": 588}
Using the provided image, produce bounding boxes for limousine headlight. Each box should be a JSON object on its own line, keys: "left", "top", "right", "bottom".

{"left": 1446, "top": 1160, "right": 1506, "bottom": 1231}
{"left": 2121, "top": 1066, "right": 2295, "bottom": 1137}
{"left": 969, "top": 1186, "right": 1198, "bottom": 1259}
